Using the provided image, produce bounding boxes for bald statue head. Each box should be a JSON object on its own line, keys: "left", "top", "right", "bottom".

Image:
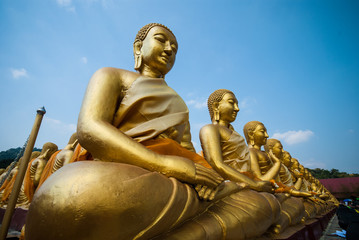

{"left": 282, "top": 151, "right": 292, "bottom": 168}
{"left": 133, "top": 23, "right": 177, "bottom": 73}
{"left": 31, "top": 151, "right": 41, "bottom": 160}
{"left": 243, "top": 121, "right": 265, "bottom": 146}
{"left": 40, "top": 142, "right": 58, "bottom": 160}
{"left": 207, "top": 89, "right": 235, "bottom": 121}
{"left": 264, "top": 138, "right": 283, "bottom": 159}
{"left": 68, "top": 132, "right": 78, "bottom": 145}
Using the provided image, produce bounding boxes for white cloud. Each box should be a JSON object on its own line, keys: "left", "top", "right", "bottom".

{"left": 44, "top": 117, "right": 76, "bottom": 132}
{"left": 186, "top": 99, "right": 207, "bottom": 109}
{"left": 10, "top": 68, "right": 28, "bottom": 79}
{"left": 81, "top": 57, "right": 88, "bottom": 64}
{"left": 57, "top": 0, "right": 71, "bottom": 7}
{"left": 56, "top": 0, "right": 76, "bottom": 12}
{"left": 272, "top": 130, "right": 314, "bottom": 145}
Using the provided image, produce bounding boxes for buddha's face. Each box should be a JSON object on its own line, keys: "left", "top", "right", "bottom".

{"left": 292, "top": 159, "right": 299, "bottom": 169}
{"left": 282, "top": 152, "right": 292, "bottom": 167}
{"left": 252, "top": 124, "right": 269, "bottom": 146}
{"left": 271, "top": 142, "right": 283, "bottom": 159}
{"left": 299, "top": 165, "right": 304, "bottom": 174}
{"left": 218, "top": 93, "right": 239, "bottom": 124}
{"left": 140, "top": 26, "right": 178, "bottom": 76}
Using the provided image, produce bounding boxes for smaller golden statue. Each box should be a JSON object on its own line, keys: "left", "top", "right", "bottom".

{"left": 37, "top": 133, "right": 78, "bottom": 189}
{"left": 264, "top": 138, "right": 312, "bottom": 198}
{"left": 16, "top": 142, "right": 58, "bottom": 207}
{"left": 243, "top": 122, "right": 305, "bottom": 234}
{"left": 0, "top": 151, "right": 41, "bottom": 207}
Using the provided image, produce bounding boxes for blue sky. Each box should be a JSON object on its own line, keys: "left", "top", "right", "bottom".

{"left": 1, "top": 0, "right": 358, "bottom": 173}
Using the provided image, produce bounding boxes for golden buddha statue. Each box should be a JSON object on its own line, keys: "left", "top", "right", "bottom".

{"left": 184, "top": 89, "right": 281, "bottom": 238}
{"left": 26, "top": 23, "right": 247, "bottom": 240}
{"left": 0, "top": 162, "right": 20, "bottom": 206}
{"left": 200, "top": 89, "right": 274, "bottom": 192}
{"left": 289, "top": 163, "right": 321, "bottom": 219}
{"left": 283, "top": 155, "right": 304, "bottom": 190}
{"left": 0, "top": 163, "right": 17, "bottom": 192}
{"left": 53, "top": 133, "right": 78, "bottom": 169}
{"left": 243, "top": 122, "right": 305, "bottom": 234}
{"left": 16, "top": 142, "right": 58, "bottom": 207}
{"left": 264, "top": 139, "right": 312, "bottom": 198}
{"left": 0, "top": 151, "right": 41, "bottom": 207}
{"left": 37, "top": 133, "right": 78, "bottom": 189}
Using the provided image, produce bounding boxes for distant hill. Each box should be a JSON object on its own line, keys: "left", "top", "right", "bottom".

{"left": 309, "top": 168, "right": 359, "bottom": 179}
{"left": 0, "top": 147, "right": 42, "bottom": 169}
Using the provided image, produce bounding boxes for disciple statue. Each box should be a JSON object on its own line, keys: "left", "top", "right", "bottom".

{"left": 36, "top": 133, "right": 78, "bottom": 189}
{"left": 26, "top": 23, "right": 245, "bottom": 240}
{"left": 282, "top": 152, "right": 303, "bottom": 190}
{"left": 264, "top": 139, "right": 312, "bottom": 198}
{"left": 0, "top": 151, "right": 41, "bottom": 207}
{"left": 16, "top": 142, "right": 58, "bottom": 207}
{"left": 193, "top": 89, "right": 282, "bottom": 238}
{"left": 243, "top": 121, "right": 305, "bottom": 233}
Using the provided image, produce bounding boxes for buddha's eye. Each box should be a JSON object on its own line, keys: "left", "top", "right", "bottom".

{"left": 171, "top": 44, "right": 177, "bottom": 53}
{"left": 154, "top": 36, "right": 166, "bottom": 43}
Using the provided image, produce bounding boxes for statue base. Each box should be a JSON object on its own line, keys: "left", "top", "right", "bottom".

{"left": 273, "top": 208, "right": 336, "bottom": 240}
{"left": 0, "top": 205, "right": 336, "bottom": 240}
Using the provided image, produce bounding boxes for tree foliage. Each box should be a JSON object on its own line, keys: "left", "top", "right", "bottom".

{"left": 309, "top": 168, "right": 359, "bottom": 179}
{"left": 0, "top": 147, "right": 42, "bottom": 169}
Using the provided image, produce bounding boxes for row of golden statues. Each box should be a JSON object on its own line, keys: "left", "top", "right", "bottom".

{"left": 0, "top": 23, "right": 338, "bottom": 240}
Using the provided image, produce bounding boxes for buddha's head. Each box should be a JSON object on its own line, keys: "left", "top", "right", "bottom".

{"left": 65, "top": 132, "right": 79, "bottom": 150}
{"left": 207, "top": 89, "right": 239, "bottom": 126}
{"left": 282, "top": 151, "right": 292, "bottom": 168}
{"left": 243, "top": 121, "right": 268, "bottom": 147}
{"left": 31, "top": 151, "right": 41, "bottom": 160}
{"left": 298, "top": 164, "right": 305, "bottom": 174}
{"left": 68, "top": 132, "right": 77, "bottom": 145}
{"left": 291, "top": 158, "right": 300, "bottom": 170}
{"left": 40, "top": 142, "right": 58, "bottom": 160}
{"left": 134, "top": 23, "right": 178, "bottom": 78}
{"left": 264, "top": 138, "right": 283, "bottom": 159}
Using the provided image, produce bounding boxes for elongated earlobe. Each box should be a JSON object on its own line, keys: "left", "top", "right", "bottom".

{"left": 134, "top": 41, "right": 143, "bottom": 70}
{"left": 214, "top": 110, "right": 219, "bottom": 122}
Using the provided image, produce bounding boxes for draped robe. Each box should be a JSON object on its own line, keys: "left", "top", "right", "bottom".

{"left": 27, "top": 76, "right": 278, "bottom": 240}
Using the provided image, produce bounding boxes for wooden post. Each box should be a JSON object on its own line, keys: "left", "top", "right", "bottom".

{"left": 0, "top": 107, "right": 46, "bottom": 240}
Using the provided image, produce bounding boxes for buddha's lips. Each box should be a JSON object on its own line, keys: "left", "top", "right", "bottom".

{"left": 161, "top": 56, "right": 169, "bottom": 62}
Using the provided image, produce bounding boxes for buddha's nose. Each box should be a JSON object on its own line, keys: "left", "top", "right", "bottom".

{"left": 234, "top": 103, "right": 239, "bottom": 112}
{"left": 164, "top": 42, "right": 173, "bottom": 56}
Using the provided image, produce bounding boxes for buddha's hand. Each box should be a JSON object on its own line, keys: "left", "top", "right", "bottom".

{"left": 193, "top": 164, "right": 223, "bottom": 201}
{"left": 159, "top": 156, "right": 220, "bottom": 188}
{"left": 252, "top": 180, "right": 274, "bottom": 193}
{"left": 194, "top": 163, "right": 223, "bottom": 186}
{"left": 268, "top": 150, "right": 280, "bottom": 163}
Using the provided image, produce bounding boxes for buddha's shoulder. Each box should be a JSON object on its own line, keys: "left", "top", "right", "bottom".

{"left": 93, "top": 67, "right": 139, "bottom": 80}
{"left": 91, "top": 67, "right": 140, "bottom": 88}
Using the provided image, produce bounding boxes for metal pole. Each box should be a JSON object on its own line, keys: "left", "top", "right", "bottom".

{"left": 0, "top": 107, "right": 46, "bottom": 240}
